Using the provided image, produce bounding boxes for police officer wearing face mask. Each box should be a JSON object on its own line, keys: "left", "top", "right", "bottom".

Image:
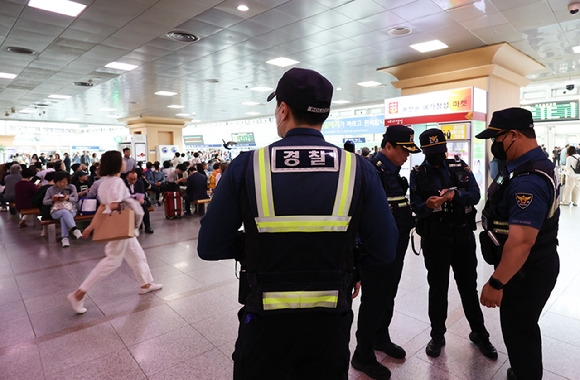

{"left": 352, "top": 125, "right": 421, "bottom": 379}
{"left": 410, "top": 128, "right": 498, "bottom": 360}
{"left": 477, "top": 108, "right": 560, "bottom": 380}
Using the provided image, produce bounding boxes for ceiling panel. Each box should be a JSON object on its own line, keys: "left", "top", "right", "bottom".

{"left": 2, "top": 0, "right": 580, "bottom": 125}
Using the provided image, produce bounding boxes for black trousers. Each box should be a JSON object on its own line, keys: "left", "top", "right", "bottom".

{"left": 500, "top": 254, "right": 559, "bottom": 380}
{"left": 233, "top": 307, "right": 353, "bottom": 380}
{"left": 141, "top": 204, "right": 151, "bottom": 230}
{"left": 422, "top": 226, "right": 489, "bottom": 340}
{"left": 355, "top": 229, "right": 410, "bottom": 359}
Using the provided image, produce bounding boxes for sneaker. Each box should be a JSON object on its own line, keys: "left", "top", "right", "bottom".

{"left": 425, "top": 337, "right": 445, "bottom": 358}
{"left": 139, "top": 283, "right": 163, "bottom": 294}
{"left": 351, "top": 352, "right": 391, "bottom": 380}
{"left": 373, "top": 341, "right": 406, "bottom": 359}
{"left": 67, "top": 292, "right": 87, "bottom": 314}
{"left": 72, "top": 228, "right": 83, "bottom": 240}
{"left": 62, "top": 237, "right": 70, "bottom": 248}
{"left": 573, "top": 203, "right": 578, "bottom": 206}
{"left": 469, "top": 332, "right": 498, "bottom": 360}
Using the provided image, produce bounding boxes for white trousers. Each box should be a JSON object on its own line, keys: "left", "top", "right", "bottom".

{"left": 80, "top": 237, "right": 154, "bottom": 292}
{"left": 562, "top": 175, "right": 580, "bottom": 204}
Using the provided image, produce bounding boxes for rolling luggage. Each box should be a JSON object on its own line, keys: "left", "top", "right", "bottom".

{"left": 163, "top": 192, "right": 182, "bottom": 219}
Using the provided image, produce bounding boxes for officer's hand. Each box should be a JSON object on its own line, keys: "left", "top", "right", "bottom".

{"left": 480, "top": 282, "right": 503, "bottom": 308}
{"left": 425, "top": 196, "right": 444, "bottom": 209}
{"left": 440, "top": 188, "right": 455, "bottom": 201}
{"left": 352, "top": 281, "right": 361, "bottom": 299}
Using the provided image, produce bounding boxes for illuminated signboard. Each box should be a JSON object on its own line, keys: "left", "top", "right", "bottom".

{"left": 522, "top": 101, "right": 579, "bottom": 122}
{"left": 322, "top": 115, "right": 385, "bottom": 135}
{"left": 232, "top": 132, "right": 255, "bottom": 144}
{"left": 440, "top": 123, "right": 467, "bottom": 140}
{"left": 184, "top": 135, "right": 204, "bottom": 145}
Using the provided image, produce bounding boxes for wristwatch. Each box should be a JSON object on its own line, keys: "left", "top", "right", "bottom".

{"left": 488, "top": 276, "right": 505, "bottom": 290}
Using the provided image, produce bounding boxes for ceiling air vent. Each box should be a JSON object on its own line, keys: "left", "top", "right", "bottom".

{"left": 6, "top": 47, "right": 35, "bottom": 54}
{"left": 387, "top": 27, "right": 412, "bottom": 36}
{"left": 74, "top": 81, "right": 94, "bottom": 87}
{"left": 166, "top": 31, "right": 200, "bottom": 43}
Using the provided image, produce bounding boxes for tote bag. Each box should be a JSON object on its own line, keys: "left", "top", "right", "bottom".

{"left": 92, "top": 208, "right": 135, "bottom": 242}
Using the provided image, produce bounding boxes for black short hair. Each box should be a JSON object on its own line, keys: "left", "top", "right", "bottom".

{"left": 196, "top": 163, "right": 205, "bottom": 173}
{"left": 163, "top": 160, "right": 171, "bottom": 169}
{"left": 100, "top": 150, "right": 123, "bottom": 176}
{"left": 146, "top": 162, "right": 153, "bottom": 169}
{"left": 54, "top": 171, "right": 70, "bottom": 184}
{"left": 567, "top": 145, "right": 577, "bottom": 156}
{"left": 22, "top": 168, "right": 36, "bottom": 178}
{"left": 213, "top": 162, "right": 220, "bottom": 170}
{"left": 123, "top": 148, "right": 130, "bottom": 153}
{"left": 278, "top": 100, "right": 329, "bottom": 126}
{"left": 188, "top": 166, "right": 195, "bottom": 174}
{"left": 518, "top": 128, "right": 536, "bottom": 139}
{"left": 71, "top": 163, "right": 80, "bottom": 172}
{"left": 177, "top": 163, "right": 188, "bottom": 172}
{"left": 175, "top": 152, "right": 180, "bottom": 157}
{"left": 45, "top": 171, "right": 56, "bottom": 182}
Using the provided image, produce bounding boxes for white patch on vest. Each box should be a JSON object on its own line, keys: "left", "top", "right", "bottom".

{"left": 271, "top": 146, "right": 339, "bottom": 173}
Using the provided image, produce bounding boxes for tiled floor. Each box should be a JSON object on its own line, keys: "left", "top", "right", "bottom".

{"left": 0, "top": 205, "right": 578, "bottom": 379}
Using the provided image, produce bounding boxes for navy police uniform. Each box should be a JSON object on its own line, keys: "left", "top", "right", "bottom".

{"left": 410, "top": 129, "right": 491, "bottom": 350}
{"left": 354, "top": 125, "right": 420, "bottom": 367}
{"left": 477, "top": 108, "right": 560, "bottom": 380}
{"left": 198, "top": 68, "right": 398, "bottom": 380}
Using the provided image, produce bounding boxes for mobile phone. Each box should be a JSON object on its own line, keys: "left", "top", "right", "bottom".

{"left": 440, "top": 187, "right": 457, "bottom": 197}
{"left": 34, "top": 179, "right": 41, "bottom": 185}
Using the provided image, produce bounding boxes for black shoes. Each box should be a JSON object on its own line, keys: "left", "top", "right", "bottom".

{"left": 507, "top": 368, "right": 517, "bottom": 380}
{"left": 351, "top": 352, "right": 391, "bottom": 380}
{"left": 144, "top": 228, "right": 154, "bottom": 234}
{"left": 373, "top": 341, "right": 406, "bottom": 359}
{"left": 425, "top": 338, "right": 445, "bottom": 357}
{"left": 469, "top": 332, "right": 498, "bottom": 360}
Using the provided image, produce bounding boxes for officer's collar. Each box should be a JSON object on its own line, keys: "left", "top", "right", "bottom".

{"left": 375, "top": 151, "right": 398, "bottom": 172}
{"left": 507, "top": 146, "right": 544, "bottom": 174}
{"left": 284, "top": 127, "right": 325, "bottom": 138}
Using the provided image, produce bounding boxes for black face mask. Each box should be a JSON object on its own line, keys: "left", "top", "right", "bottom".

{"left": 426, "top": 152, "right": 446, "bottom": 166}
{"left": 491, "top": 134, "right": 515, "bottom": 161}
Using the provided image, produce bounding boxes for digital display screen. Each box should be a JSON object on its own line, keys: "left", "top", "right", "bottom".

{"left": 232, "top": 132, "right": 255, "bottom": 144}
{"left": 522, "top": 101, "right": 579, "bottom": 121}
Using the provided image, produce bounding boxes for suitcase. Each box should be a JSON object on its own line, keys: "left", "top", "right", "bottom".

{"left": 163, "top": 192, "right": 182, "bottom": 219}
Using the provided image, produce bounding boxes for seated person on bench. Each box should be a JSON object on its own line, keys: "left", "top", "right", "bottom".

{"left": 124, "top": 170, "right": 154, "bottom": 234}
{"left": 184, "top": 164, "right": 210, "bottom": 216}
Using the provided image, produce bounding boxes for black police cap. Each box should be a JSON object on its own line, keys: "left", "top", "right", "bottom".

{"left": 382, "top": 125, "right": 421, "bottom": 153}
{"left": 266, "top": 68, "right": 332, "bottom": 114}
{"left": 419, "top": 128, "right": 447, "bottom": 154}
{"left": 476, "top": 107, "right": 534, "bottom": 139}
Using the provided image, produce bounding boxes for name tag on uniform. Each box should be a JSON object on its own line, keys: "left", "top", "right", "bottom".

{"left": 271, "top": 146, "right": 338, "bottom": 173}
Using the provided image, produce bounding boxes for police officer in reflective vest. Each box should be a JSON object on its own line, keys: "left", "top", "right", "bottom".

{"left": 197, "top": 68, "right": 398, "bottom": 379}
{"left": 352, "top": 125, "right": 421, "bottom": 379}
{"left": 477, "top": 108, "right": 560, "bottom": 380}
{"left": 410, "top": 128, "right": 498, "bottom": 360}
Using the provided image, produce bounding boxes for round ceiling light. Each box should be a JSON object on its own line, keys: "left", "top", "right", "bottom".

{"left": 166, "top": 30, "right": 200, "bottom": 43}
{"left": 6, "top": 46, "right": 35, "bottom": 54}
{"left": 387, "top": 27, "right": 412, "bottom": 36}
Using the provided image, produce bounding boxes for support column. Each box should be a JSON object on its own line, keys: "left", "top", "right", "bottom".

{"left": 120, "top": 116, "right": 190, "bottom": 163}
{"left": 377, "top": 43, "right": 544, "bottom": 121}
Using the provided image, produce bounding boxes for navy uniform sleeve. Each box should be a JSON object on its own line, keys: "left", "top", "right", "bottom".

{"left": 453, "top": 161, "right": 480, "bottom": 206}
{"left": 357, "top": 157, "right": 398, "bottom": 265}
{"left": 410, "top": 167, "right": 432, "bottom": 219}
{"left": 197, "top": 154, "right": 247, "bottom": 261}
{"left": 505, "top": 174, "right": 551, "bottom": 230}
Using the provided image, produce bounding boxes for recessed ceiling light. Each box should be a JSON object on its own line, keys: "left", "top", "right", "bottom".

{"left": 105, "top": 62, "right": 138, "bottom": 71}
{"left": 387, "top": 27, "right": 412, "bottom": 36}
{"left": 242, "top": 101, "right": 260, "bottom": 106}
{"left": 167, "top": 105, "right": 184, "bottom": 109}
{"left": 246, "top": 112, "right": 260, "bottom": 115}
{"left": 6, "top": 47, "right": 35, "bottom": 54}
{"left": 191, "top": 119, "right": 202, "bottom": 123}
{"left": 251, "top": 86, "right": 274, "bottom": 92}
{"left": 332, "top": 100, "right": 351, "bottom": 105}
{"left": 166, "top": 30, "right": 200, "bottom": 43}
{"left": 100, "top": 108, "right": 116, "bottom": 112}
{"left": 266, "top": 57, "right": 300, "bottom": 67}
{"left": 573, "top": 45, "right": 580, "bottom": 54}
{"left": 175, "top": 113, "right": 190, "bottom": 117}
{"left": 0, "top": 72, "right": 17, "bottom": 79}
{"left": 357, "top": 81, "right": 381, "bottom": 87}
{"left": 48, "top": 94, "right": 71, "bottom": 99}
{"left": 336, "top": 87, "right": 343, "bottom": 91}
{"left": 19, "top": 109, "right": 36, "bottom": 114}
{"left": 410, "top": 39, "right": 448, "bottom": 53}
{"left": 237, "top": 4, "right": 249, "bottom": 11}
{"left": 28, "top": 0, "right": 86, "bottom": 17}
{"left": 155, "top": 91, "right": 177, "bottom": 96}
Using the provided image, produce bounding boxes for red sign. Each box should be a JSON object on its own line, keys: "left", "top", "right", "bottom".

{"left": 385, "top": 111, "right": 487, "bottom": 126}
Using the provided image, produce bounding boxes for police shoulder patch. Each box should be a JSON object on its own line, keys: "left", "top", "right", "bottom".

{"left": 515, "top": 192, "right": 533, "bottom": 209}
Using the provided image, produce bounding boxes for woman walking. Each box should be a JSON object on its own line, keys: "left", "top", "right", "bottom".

{"left": 67, "top": 150, "right": 162, "bottom": 314}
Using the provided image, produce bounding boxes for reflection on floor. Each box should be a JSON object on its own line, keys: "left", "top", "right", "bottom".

{"left": 0, "top": 205, "right": 578, "bottom": 379}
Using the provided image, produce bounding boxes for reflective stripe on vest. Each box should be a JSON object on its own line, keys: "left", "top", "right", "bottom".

{"left": 253, "top": 147, "right": 356, "bottom": 233}
{"left": 263, "top": 290, "right": 339, "bottom": 310}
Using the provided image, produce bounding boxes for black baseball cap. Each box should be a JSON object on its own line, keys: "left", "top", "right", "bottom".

{"left": 476, "top": 107, "right": 534, "bottom": 139}
{"left": 382, "top": 125, "right": 421, "bottom": 153}
{"left": 419, "top": 129, "right": 447, "bottom": 154}
{"left": 267, "top": 68, "right": 332, "bottom": 114}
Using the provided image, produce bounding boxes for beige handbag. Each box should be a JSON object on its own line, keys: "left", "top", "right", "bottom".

{"left": 92, "top": 207, "right": 135, "bottom": 242}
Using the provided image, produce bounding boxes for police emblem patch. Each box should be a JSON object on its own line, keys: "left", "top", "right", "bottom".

{"left": 515, "top": 193, "right": 533, "bottom": 209}
{"left": 429, "top": 135, "right": 438, "bottom": 144}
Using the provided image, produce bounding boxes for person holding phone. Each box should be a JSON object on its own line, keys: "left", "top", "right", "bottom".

{"left": 42, "top": 171, "right": 82, "bottom": 247}
{"left": 15, "top": 168, "right": 41, "bottom": 228}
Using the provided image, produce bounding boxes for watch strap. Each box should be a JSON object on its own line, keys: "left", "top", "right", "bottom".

{"left": 488, "top": 276, "right": 505, "bottom": 290}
